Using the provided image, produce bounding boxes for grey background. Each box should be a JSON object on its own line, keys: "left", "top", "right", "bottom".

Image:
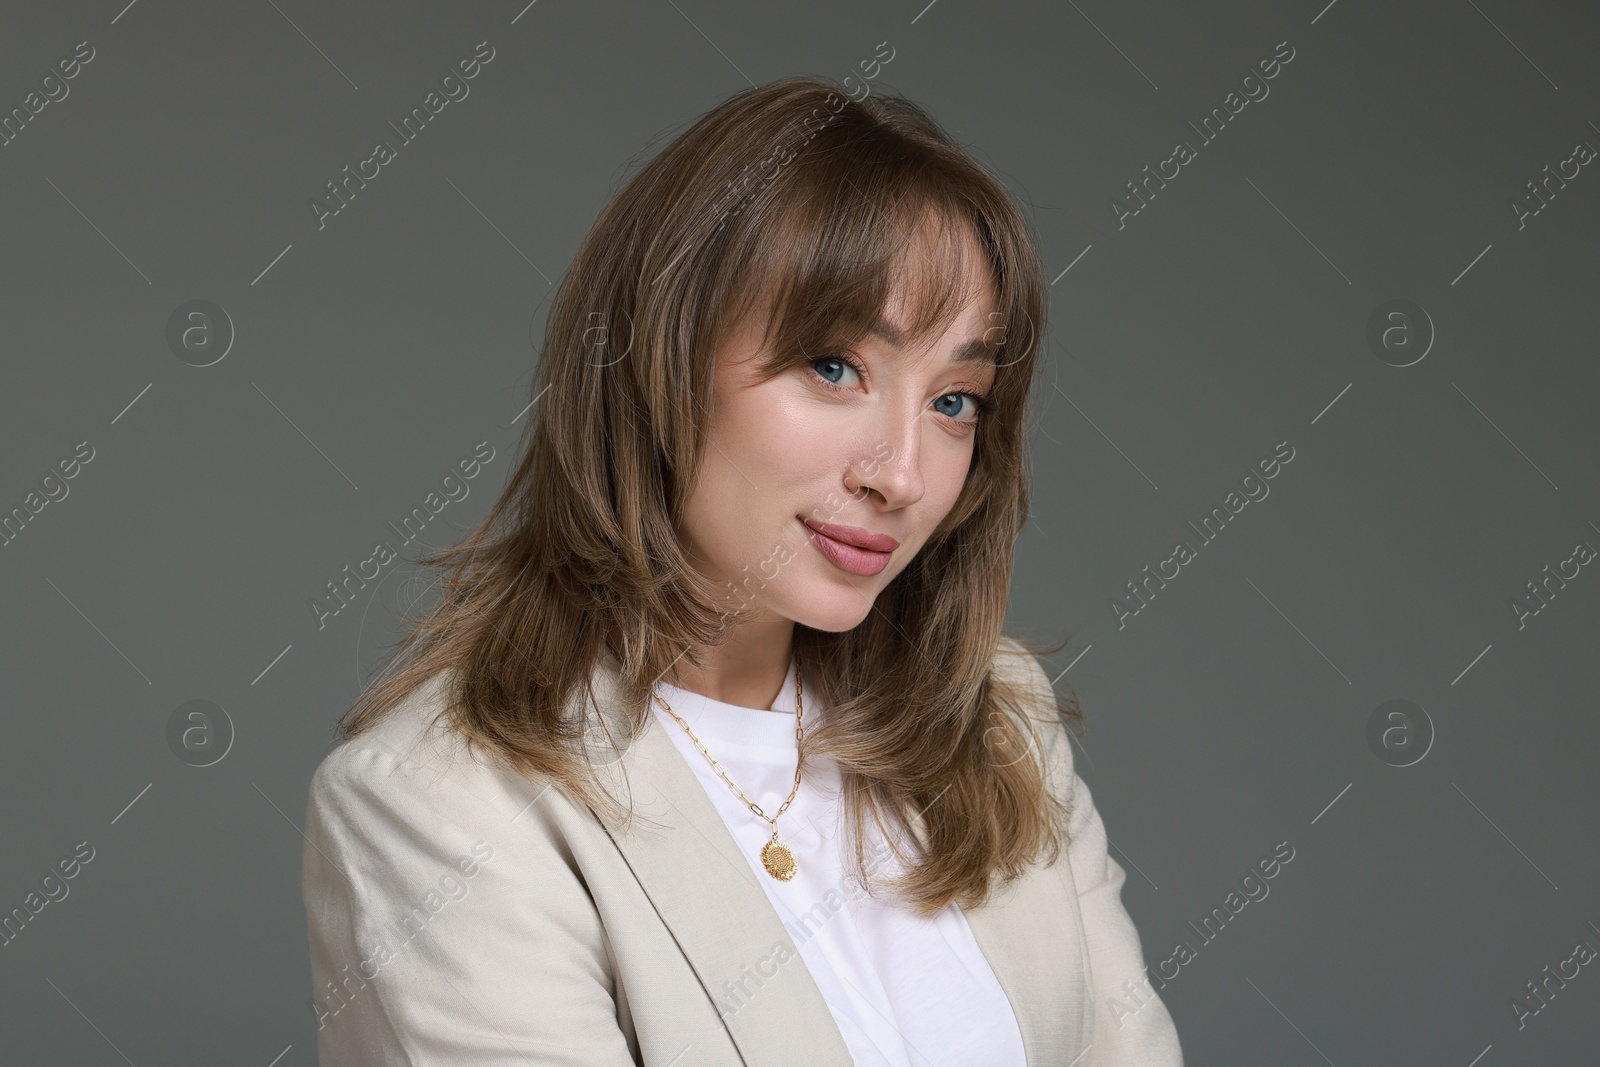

{"left": 2, "top": 0, "right": 1596, "bottom": 1063}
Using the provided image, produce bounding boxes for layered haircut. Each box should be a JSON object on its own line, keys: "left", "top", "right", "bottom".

{"left": 336, "top": 75, "right": 1083, "bottom": 914}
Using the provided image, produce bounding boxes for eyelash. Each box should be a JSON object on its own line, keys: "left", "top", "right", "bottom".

{"left": 809, "top": 352, "right": 998, "bottom": 427}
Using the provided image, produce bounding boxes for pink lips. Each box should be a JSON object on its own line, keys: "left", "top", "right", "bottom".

{"left": 801, "top": 518, "right": 898, "bottom": 577}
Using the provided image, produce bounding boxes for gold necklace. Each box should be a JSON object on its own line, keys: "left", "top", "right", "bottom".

{"left": 652, "top": 662, "right": 806, "bottom": 881}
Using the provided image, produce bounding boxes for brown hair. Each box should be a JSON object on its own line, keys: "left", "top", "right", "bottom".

{"left": 335, "top": 75, "right": 1083, "bottom": 914}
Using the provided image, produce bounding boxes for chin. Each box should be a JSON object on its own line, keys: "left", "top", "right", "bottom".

{"left": 785, "top": 591, "right": 879, "bottom": 633}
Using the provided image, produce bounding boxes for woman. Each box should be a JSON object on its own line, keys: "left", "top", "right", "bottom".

{"left": 301, "top": 76, "right": 1184, "bottom": 1066}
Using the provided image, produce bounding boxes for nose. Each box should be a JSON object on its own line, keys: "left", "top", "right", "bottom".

{"left": 843, "top": 406, "right": 925, "bottom": 509}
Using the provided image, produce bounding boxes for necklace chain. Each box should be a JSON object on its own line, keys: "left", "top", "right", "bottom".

{"left": 652, "top": 662, "right": 806, "bottom": 880}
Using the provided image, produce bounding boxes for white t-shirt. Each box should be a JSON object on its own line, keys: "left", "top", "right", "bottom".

{"left": 651, "top": 660, "right": 1027, "bottom": 1067}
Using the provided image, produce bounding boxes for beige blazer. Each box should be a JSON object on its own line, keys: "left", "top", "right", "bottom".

{"left": 301, "top": 639, "right": 1184, "bottom": 1065}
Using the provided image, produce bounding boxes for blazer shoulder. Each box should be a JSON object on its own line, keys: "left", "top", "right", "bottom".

{"left": 308, "top": 668, "right": 506, "bottom": 802}
{"left": 991, "top": 635, "right": 1077, "bottom": 784}
{"left": 302, "top": 668, "right": 591, "bottom": 890}
{"left": 991, "top": 635, "right": 1058, "bottom": 715}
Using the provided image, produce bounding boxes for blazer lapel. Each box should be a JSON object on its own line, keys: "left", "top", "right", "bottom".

{"left": 583, "top": 651, "right": 856, "bottom": 1067}
{"left": 580, "top": 650, "right": 1093, "bottom": 1067}
{"left": 958, "top": 843, "right": 1095, "bottom": 1065}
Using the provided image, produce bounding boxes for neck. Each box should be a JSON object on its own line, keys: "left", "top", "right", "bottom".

{"left": 666, "top": 612, "right": 796, "bottom": 710}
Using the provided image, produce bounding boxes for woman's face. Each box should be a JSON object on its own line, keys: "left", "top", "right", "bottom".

{"left": 678, "top": 264, "right": 1000, "bottom": 635}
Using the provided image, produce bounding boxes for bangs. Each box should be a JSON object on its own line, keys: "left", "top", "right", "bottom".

{"left": 709, "top": 160, "right": 1033, "bottom": 386}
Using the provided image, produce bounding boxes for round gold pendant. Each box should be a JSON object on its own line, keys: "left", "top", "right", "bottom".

{"left": 761, "top": 839, "right": 798, "bottom": 880}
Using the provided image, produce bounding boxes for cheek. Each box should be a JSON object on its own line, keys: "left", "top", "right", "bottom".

{"left": 927, "top": 435, "right": 977, "bottom": 503}
{"left": 681, "top": 453, "right": 748, "bottom": 563}
{"left": 681, "top": 385, "right": 824, "bottom": 560}
{"left": 716, "top": 384, "right": 842, "bottom": 489}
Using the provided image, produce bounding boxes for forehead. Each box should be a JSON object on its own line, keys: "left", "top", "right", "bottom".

{"left": 718, "top": 209, "right": 1006, "bottom": 370}
{"left": 871, "top": 261, "right": 1000, "bottom": 368}
{"left": 866, "top": 308, "right": 997, "bottom": 368}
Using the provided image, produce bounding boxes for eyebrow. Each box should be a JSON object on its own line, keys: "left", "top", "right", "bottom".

{"left": 867, "top": 316, "right": 996, "bottom": 365}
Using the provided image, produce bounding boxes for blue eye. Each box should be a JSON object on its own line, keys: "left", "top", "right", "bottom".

{"left": 811, "top": 354, "right": 862, "bottom": 389}
{"left": 934, "top": 394, "right": 978, "bottom": 421}
{"left": 809, "top": 352, "right": 997, "bottom": 427}
{"left": 934, "top": 390, "right": 998, "bottom": 426}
